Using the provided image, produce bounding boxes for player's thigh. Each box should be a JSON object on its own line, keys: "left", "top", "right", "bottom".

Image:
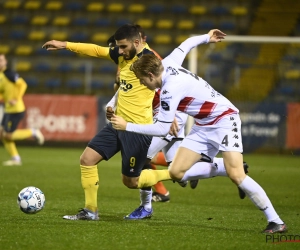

{"left": 162, "top": 138, "right": 183, "bottom": 163}
{"left": 119, "top": 130, "right": 152, "bottom": 178}
{"left": 169, "top": 146, "right": 201, "bottom": 177}
{"left": 87, "top": 123, "right": 120, "bottom": 162}
{"left": 147, "top": 136, "right": 168, "bottom": 159}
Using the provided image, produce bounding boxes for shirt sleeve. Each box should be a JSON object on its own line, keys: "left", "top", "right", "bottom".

{"left": 66, "top": 42, "right": 111, "bottom": 59}
{"left": 15, "top": 77, "right": 27, "bottom": 99}
{"left": 106, "top": 90, "right": 119, "bottom": 109}
{"left": 167, "top": 34, "right": 210, "bottom": 66}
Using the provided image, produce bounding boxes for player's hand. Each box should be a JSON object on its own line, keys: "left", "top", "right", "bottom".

{"left": 111, "top": 114, "right": 127, "bottom": 130}
{"left": 106, "top": 106, "right": 115, "bottom": 121}
{"left": 42, "top": 40, "right": 67, "bottom": 50}
{"left": 207, "top": 29, "right": 226, "bottom": 43}
{"left": 8, "top": 99, "right": 17, "bottom": 106}
{"left": 169, "top": 118, "right": 179, "bottom": 137}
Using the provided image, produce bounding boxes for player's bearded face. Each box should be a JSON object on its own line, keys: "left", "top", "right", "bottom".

{"left": 123, "top": 44, "right": 137, "bottom": 60}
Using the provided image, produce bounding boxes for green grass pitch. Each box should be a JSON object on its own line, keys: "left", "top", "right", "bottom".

{"left": 0, "top": 146, "right": 299, "bottom": 250}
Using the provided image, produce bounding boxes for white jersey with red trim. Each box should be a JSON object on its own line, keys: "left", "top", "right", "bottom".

{"left": 126, "top": 33, "right": 239, "bottom": 137}
{"left": 157, "top": 57, "right": 238, "bottom": 127}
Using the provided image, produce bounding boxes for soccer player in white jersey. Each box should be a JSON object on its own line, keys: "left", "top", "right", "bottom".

{"left": 111, "top": 31, "right": 287, "bottom": 233}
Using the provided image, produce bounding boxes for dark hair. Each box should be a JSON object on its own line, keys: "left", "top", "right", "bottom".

{"left": 114, "top": 24, "right": 140, "bottom": 41}
{"left": 106, "top": 35, "right": 116, "bottom": 47}
{"left": 134, "top": 24, "right": 146, "bottom": 39}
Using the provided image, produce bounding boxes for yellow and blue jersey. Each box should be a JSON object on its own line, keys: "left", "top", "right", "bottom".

{"left": 0, "top": 69, "right": 27, "bottom": 113}
{"left": 67, "top": 42, "right": 155, "bottom": 124}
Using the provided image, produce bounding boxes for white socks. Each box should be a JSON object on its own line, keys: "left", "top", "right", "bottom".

{"left": 139, "top": 189, "right": 152, "bottom": 211}
{"left": 180, "top": 157, "right": 227, "bottom": 182}
{"left": 239, "top": 176, "right": 283, "bottom": 224}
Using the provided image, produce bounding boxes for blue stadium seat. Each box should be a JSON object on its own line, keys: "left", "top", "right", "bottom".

{"left": 197, "top": 20, "right": 216, "bottom": 30}
{"left": 170, "top": 5, "right": 188, "bottom": 14}
{"left": 10, "top": 30, "right": 26, "bottom": 39}
{"left": 94, "top": 18, "right": 111, "bottom": 27}
{"left": 115, "top": 19, "right": 131, "bottom": 27}
{"left": 25, "top": 77, "right": 39, "bottom": 87}
{"left": 57, "top": 50, "right": 75, "bottom": 57}
{"left": 148, "top": 4, "right": 165, "bottom": 14}
{"left": 210, "top": 6, "right": 229, "bottom": 15}
{"left": 99, "top": 64, "right": 116, "bottom": 74}
{"left": 65, "top": 2, "right": 84, "bottom": 11}
{"left": 72, "top": 17, "right": 89, "bottom": 26}
{"left": 34, "top": 62, "right": 51, "bottom": 72}
{"left": 45, "top": 78, "right": 61, "bottom": 88}
{"left": 91, "top": 80, "right": 105, "bottom": 90}
{"left": 35, "top": 47, "right": 51, "bottom": 56}
{"left": 57, "top": 63, "right": 72, "bottom": 73}
{"left": 11, "top": 15, "right": 29, "bottom": 25}
{"left": 66, "top": 78, "right": 82, "bottom": 89}
{"left": 70, "top": 32, "right": 88, "bottom": 42}
{"left": 219, "top": 21, "right": 236, "bottom": 31}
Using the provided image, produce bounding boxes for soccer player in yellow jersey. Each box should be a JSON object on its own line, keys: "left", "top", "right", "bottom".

{"left": 0, "top": 54, "right": 44, "bottom": 166}
{"left": 42, "top": 24, "right": 172, "bottom": 220}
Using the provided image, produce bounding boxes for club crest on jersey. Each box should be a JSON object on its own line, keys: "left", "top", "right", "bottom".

{"left": 161, "top": 100, "right": 170, "bottom": 111}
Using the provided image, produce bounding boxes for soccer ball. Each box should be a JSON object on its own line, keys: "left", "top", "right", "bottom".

{"left": 17, "top": 186, "right": 45, "bottom": 214}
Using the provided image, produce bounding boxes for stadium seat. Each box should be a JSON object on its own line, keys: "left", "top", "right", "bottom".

{"left": 72, "top": 17, "right": 89, "bottom": 26}
{"left": 24, "top": 1, "right": 41, "bottom": 10}
{"left": 0, "top": 45, "right": 10, "bottom": 54}
{"left": 99, "top": 64, "right": 116, "bottom": 74}
{"left": 210, "top": 6, "right": 229, "bottom": 15}
{"left": 0, "top": 14, "right": 7, "bottom": 24}
{"left": 65, "top": 2, "right": 83, "bottom": 11}
{"left": 66, "top": 78, "right": 82, "bottom": 89}
{"left": 197, "top": 20, "right": 216, "bottom": 30}
{"left": 91, "top": 33, "right": 110, "bottom": 43}
{"left": 11, "top": 15, "right": 29, "bottom": 25}
{"left": 170, "top": 4, "right": 188, "bottom": 14}
{"left": 156, "top": 20, "right": 174, "bottom": 29}
{"left": 135, "top": 19, "right": 153, "bottom": 29}
{"left": 154, "top": 35, "right": 172, "bottom": 44}
{"left": 94, "top": 18, "right": 111, "bottom": 27}
{"left": 115, "top": 18, "right": 131, "bottom": 27}
{"left": 15, "top": 61, "right": 31, "bottom": 72}
{"left": 45, "top": 78, "right": 61, "bottom": 88}
{"left": 70, "top": 32, "right": 88, "bottom": 42}
{"left": 189, "top": 5, "right": 207, "bottom": 15}
{"left": 34, "top": 62, "right": 51, "bottom": 72}
{"left": 15, "top": 45, "right": 33, "bottom": 55}
{"left": 128, "top": 4, "right": 145, "bottom": 13}
{"left": 31, "top": 16, "right": 49, "bottom": 25}
{"left": 56, "top": 63, "right": 72, "bottom": 73}
{"left": 49, "top": 31, "right": 68, "bottom": 40}
{"left": 86, "top": 2, "right": 104, "bottom": 12}
{"left": 219, "top": 21, "right": 236, "bottom": 31}
{"left": 25, "top": 77, "right": 39, "bottom": 87}
{"left": 107, "top": 3, "right": 124, "bottom": 12}
{"left": 57, "top": 50, "right": 74, "bottom": 57}
{"left": 35, "top": 47, "right": 51, "bottom": 56}
{"left": 10, "top": 30, "right": 26, "bottom": 39}
{"left": 284, "top": 69, "right": 300, "bottom": 79}
{"left": 45, "top": 1, "right": 63, "bottom": 10}
{"left": 91, "top": 80, "right": 105, "bottom": 90}
{"left": 52, "top": 16, "right": 70, "bottom": 26}
{"left": 231, "top": 6, "right": 248, "bottom": 16}
{"left": 177, "top": 20, "right": 194, "bottom": 30}
{"left": 148, "top": 4, "right": 165, "bottom": 14}
{"left": 28, "top": 31, "right": 46, "bottom": 40}
{"left": 3, "top": 0, "right": 21, "bottom": 9}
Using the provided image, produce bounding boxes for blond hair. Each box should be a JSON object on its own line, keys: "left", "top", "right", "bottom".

{"left": 130, "top": 54, "right": 163, "bottom": 77}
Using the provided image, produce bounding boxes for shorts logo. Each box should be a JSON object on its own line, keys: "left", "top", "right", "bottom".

{"left": 233, "top": 143, "right": 239, "bottom": 147}
{"left": 232, "top": 128, "right": 238, "bottom": 132}
{"left": 162, "top": 90, "right": 169, "bottom": 95}
{"left": 161, "top": 101, "right": 170, "bottom": 111}
{"left": 233, "top": 134, "right": 239, "bottom": 139}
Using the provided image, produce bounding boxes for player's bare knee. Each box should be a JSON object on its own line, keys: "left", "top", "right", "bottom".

{"left": 80, "top": 154, "right": 92, "bottom": 166}
{"left": 169, "top": 169, "right": 183, "bottom": 181}
{"left": 227, "top": 172, "right": 246, "bottom": 185}
{"left": 122, "top": 178, "right": 138, "bottom": 189}
{"left": 3, "top": 133, "right": 12, "bottom": 141}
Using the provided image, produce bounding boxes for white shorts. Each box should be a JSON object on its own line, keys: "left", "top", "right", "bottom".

{"left": 180, "top": 114, "right": 243, "bottom": 159}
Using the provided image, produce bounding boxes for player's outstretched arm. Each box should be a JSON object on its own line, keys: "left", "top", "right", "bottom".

{"left": 42, "top": 40, "right": 67, "bottom": 50}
